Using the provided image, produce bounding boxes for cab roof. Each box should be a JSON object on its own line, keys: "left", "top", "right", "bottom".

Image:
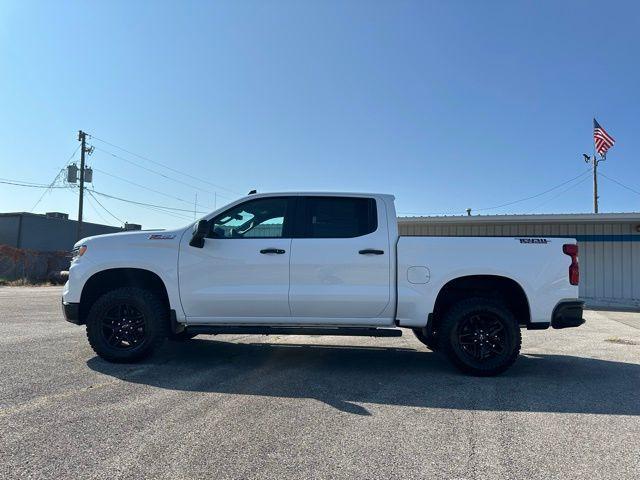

{"left": 246, "top": 191, "right": 395, "bottom": 201}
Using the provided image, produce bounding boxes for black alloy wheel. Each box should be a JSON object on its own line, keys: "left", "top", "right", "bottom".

{"left": 456, "top": 312, "right": 507, "bottom": 362}
{"left": 101, "top": 303, "right": 147, "bottom": 350}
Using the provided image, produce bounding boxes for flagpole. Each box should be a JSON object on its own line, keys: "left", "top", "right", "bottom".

{"left": 589, "top": 118, "right": 615, "bottom": 213}
{"left": 592, "top": 119, "right": 599, "bottom": 214}
{"left": 592, "top": 154, "right": 598, "bottom": 214}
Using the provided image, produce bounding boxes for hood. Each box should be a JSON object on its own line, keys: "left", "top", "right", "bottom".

{"left": 73, "top": 226, "right": 191, "bottom": 249}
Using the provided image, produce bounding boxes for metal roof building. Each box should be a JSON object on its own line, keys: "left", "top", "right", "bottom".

{"left": 398, "top": 212, "right": 640, "bottom": 310}
{"left": 0, "top": 212, "right": 137, "bottom": 252}
{"left": 0, "top": 212, "right": 141, "bottom": 281}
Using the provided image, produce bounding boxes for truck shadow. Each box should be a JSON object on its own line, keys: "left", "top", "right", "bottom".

{"left": 87, "top": 338, "right": 640, "bottom": 416}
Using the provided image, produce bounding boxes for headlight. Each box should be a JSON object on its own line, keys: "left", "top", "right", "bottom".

{"left": 71, "top": 245, "right": 87, "bottom": 261}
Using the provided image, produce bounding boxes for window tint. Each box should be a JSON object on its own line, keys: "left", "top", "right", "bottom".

{"left": 210, "top": 198, "right": 290, "bottom": 238}
{"left": 303, "top": 197, "right": 377, "bottom": 238}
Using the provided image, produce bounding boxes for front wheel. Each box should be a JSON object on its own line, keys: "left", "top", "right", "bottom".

{"left": 86, "top": 287, "right": 168, "bottom": 363}
{"left": 438, "top": 298, "right": 521, "bottom": 376}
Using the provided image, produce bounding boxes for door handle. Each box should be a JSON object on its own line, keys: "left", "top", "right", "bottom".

{"left": 260, "top": 248, "right": 286, "bottom": 254}
{"left": 359, "top": 249, "right": 384, "bottom": 255}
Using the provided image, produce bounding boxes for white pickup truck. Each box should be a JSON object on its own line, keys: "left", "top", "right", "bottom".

{"left": 63, "top": 192, "right": 584, "bottom": 375}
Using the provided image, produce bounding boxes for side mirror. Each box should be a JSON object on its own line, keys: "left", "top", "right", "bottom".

{"left": 189, "top": 220, "right": 209, "bottom": 248}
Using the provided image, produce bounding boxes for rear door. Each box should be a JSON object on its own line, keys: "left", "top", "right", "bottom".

{"left": 288, "top": 196, "right": 391, "bottom": 324}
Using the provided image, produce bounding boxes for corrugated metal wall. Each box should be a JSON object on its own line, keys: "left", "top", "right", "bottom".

{"left": 0, "top": 213, "right": 124, "bottom": 252}
{"left": 398, "top": 219, "right": 640, "bottom": 308}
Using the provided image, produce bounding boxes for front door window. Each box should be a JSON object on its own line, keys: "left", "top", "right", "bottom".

{"left": 210, "top": 197, "right": 289, "bottom": 239}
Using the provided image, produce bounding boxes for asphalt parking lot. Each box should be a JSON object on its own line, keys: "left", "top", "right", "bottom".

{"left": 1, "top": 287, "right": 639, "bottom": 479}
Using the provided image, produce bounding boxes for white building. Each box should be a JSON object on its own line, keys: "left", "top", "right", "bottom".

{"left": 398, "top": 212, "right": 640, "bottom": 310}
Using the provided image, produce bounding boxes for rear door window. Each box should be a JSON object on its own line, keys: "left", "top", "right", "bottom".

{"left": 301, "top": 197, "right": 377, "bottom": 238}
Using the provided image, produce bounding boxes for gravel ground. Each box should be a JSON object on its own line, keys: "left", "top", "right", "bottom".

{"left": 1, "top": 286, "right": 639, "bottom": 479}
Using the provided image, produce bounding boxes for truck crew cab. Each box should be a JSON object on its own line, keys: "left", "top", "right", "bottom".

{"left": 62, "top": 192, "right": 584, "bottom": 376}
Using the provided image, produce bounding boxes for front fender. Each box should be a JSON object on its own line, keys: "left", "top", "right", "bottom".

{"left": 62, "top": 234, "right": 185, "bottom": 320}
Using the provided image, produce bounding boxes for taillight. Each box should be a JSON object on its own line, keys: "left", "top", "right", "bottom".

{"left": 563, "top": 244, "right": 579, "bottom": 285}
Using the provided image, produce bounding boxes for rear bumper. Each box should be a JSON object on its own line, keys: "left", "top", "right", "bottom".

{"left": 551, "top": 300, "right": 585, "bottom": 329}
{"left": 62, "top": 300, "right": 82, "bottom": 325}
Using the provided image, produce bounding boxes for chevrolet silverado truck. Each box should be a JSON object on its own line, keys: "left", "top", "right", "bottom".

{"left": 62, "top": 192, "right": 584, "bottom": 376}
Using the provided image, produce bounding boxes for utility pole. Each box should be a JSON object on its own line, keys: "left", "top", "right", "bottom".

{"left": 583, "top": 152, "right": 604, "bottom": 214}
{"left": 77, "top": 130, "right": 87, "bottom": 240}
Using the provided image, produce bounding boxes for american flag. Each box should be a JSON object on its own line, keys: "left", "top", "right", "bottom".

{"left": 593, "top": 118, "right": 615, "bottom": 157}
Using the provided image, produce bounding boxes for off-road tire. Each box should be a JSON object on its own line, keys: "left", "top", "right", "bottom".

{"left": 438, "top": 297, "right": 521, "bottom": 376}
{"left": 86, "top": 287, "right": 169, "bottom": 363}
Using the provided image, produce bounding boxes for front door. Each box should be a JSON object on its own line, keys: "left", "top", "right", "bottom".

{"left": 288, "top": 196, "right": 392, "bottom": 324}
{"left": 179, "top": 196, "right": 295, "bottom": 323}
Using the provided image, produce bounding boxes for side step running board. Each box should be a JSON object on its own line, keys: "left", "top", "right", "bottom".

{"left": 185, "top": 325, "right": 403, "bottom": 337}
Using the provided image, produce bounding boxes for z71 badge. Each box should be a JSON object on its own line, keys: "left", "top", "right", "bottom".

{"left": 148, "top": 234, "right": 176, "bottom": 240}
{"left": 518, "top": 238, "right": 549, "bottom": 244}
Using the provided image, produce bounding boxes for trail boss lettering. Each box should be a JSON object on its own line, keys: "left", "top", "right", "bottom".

{"left": 519, "top": 238, "right": 549, "bottom": 244}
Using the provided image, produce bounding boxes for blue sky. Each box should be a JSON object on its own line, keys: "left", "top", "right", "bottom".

{"left": 1, "top": 0, "right": 639, "bottom": 228}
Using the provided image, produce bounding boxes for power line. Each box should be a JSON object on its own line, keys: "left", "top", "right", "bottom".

{"left": 89, "top": 134, "right": 243, "bottom": 195}
{"left": 5, "top": 176, "right": 190, "bottom": 222}
{"left": 86, "top": 189, "right": 125, "bottom": 224}
{"left": 31, "top": 145, "right": 81, "bottom": 212}
{"left": 91, "top": 145, "right": 236, "bottom": 201}
{"left": 1, "top": 179, "right": 69, "bottom": 189}
{"left": 525, "top": 174, "right": 592, "bottom": 213}
{"left": 109, "top": 193, "right": 195, "bottom": 221}
{"left": 70, "top": 178, "right": 195, "bottom": 223}
{"left": 91, "top": 189, "right": 194, "bottom": 222}
{"left": 84, "top": 190, "right": 120, "bottom": 227}
{"left": 599, "top": 172, "right": 640, "bottom": 197}
{"left": 398, "top": 169, "right": 594, "bottom": 217}
{"left": 85, "top": 186, "right": 186, "bottom": 227}
{"left": 92, "top": 167, "right": 213, "bottom": 209}
{"left": 85, "top": 196, "right": 113, "bottom": 225}
{"left": 137, "top": 203, "right": 194, "bottom": 221}
{"left": 1, "top": 177, "right": 49, "bottom": 186}
{"left": 87, "top": 188, "right": 208, "bottom": 215}
{"left": 474, "top": 169, "right": 593, "bottom": 212}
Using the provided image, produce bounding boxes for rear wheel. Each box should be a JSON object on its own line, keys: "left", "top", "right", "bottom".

{"left": 86, "top": 287, "right": 168, "bottom": 363}
{"left": 438, "top": 297, "right": 521, "bottom": 376}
